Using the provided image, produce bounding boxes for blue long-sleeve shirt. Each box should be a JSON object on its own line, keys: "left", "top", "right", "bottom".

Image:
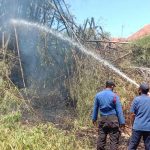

{"left": 92, "top": 89, "right": 125, "bottom": 125}
{"left": 130, "top": 94, "right": 150, "bottom": 131}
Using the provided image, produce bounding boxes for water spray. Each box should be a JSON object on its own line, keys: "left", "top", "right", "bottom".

{"left": 10, "top": 19, "right": 139, "bottom": 87}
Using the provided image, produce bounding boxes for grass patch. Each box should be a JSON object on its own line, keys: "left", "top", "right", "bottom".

{"left": 0, "top": 114, "right": 92, "bottom": 150}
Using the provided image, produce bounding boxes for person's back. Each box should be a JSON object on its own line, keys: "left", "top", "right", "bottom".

{"left": 132, "top": 95, "right": 150, "bottom": 131}
{"left": 128, "top": 83, "right": 150, "bottom": 150}
{"left": 94, "top": 89, "right": 124, "bottom": 122}
{"left": 92, "top": 80, "right": 125, "bottom": 150}
{"left": 96, "top": 89, "right": 116, "bottom": 115}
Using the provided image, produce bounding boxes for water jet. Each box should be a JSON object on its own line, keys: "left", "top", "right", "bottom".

{"left": 10, "top": 19, "right": 139, "bottom": 87}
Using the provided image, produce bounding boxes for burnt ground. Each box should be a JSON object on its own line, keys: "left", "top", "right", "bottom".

{"left": 21, "top": 113, "right": 145, "bottom": 150}
{"left": 76, "top": 127, "right": 145, "bottom": 150}
{"left": 21, "top": 100, "right": 144, "bottom": 150}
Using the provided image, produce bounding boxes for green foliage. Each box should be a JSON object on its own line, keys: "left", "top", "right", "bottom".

{"left": 68, "top": 53, "right": 110, "bottom": 127}
{"left": 131, "top": 35, "right": 150, "bottom": 67}
{"left": 1, "top": 111, "right": 21, "bottom": 123}
{"left": 0, "top": 119, "right": 91, "bottom": 150}
{"left": 0, "top": 61, "right": 22, "bottom": 115}
{"left": 0, "top": 59, "right": 93, "bottom": 150}
{"left": 133, "top": 35, "right": 150, "bottom": 48}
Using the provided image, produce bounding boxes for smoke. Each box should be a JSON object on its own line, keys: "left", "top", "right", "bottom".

{"left": 0, "top": 0, "right": 74, "bottom": 91}
{"left": 0, "top": 1, "right": 78, "bottom": 118}
{"left": 15, "top": 25, "right": 74, "bottom": 90}
{"left": 11, "top": 24, "right": 79, "bottom": 120}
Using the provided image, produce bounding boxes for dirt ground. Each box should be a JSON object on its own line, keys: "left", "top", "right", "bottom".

{"left": 76, "top": 128, "right": 145, "bottom": 150}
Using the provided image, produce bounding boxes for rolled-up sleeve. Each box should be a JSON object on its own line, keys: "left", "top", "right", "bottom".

{"left": 92, "top": 95, "right": 99, "bottom": 121}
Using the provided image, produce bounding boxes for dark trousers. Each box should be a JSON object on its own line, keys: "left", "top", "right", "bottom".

{"left": 97, "top": 122, "right": 120, "bottom": 150}
{"left": 128, "top": 130, "right": 150, "bottom": 150}
{"left": 97, "top": 116, "right": 120, "bottom": 150}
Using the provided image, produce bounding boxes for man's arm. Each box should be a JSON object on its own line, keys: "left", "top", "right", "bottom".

{"left": 92, "top": 95, "right": 99, "bottom": 126}
{"left": 115, "top": 96, "right": 125, "bottom": 125}
{"left": 130, "top": 98, "right": 137, "bottom": 127}
{"left": 130, "top": 113, "right": 135, "bottom": 127}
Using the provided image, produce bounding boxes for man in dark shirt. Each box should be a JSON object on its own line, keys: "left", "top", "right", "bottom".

{"left": 92, "top": 80, "right": 125, "bottom": 150}
{"left": 128, "top": 83, "right": 150, "bottom": 150}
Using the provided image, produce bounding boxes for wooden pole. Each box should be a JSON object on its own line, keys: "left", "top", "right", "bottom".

{"left": 14, "top": 27, "right": 26, "bottom": 88}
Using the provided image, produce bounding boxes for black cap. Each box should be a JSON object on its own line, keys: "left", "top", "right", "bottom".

{"left": 139, "top": 83, "right": 149, "bottom": 90}
{"left": 106, "top": 80, "right": 116, "bottom": 87}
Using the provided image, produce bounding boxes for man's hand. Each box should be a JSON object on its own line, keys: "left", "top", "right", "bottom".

{"left": 92, "top": 120, "right": 98, "bottom": 127}
{"left": 92, "top": 120, "right": 99, "bottom": 132}
{"left": 120, "top": 125, "right": 132, "bottom": 137}
{"left": 120, "top": 124, "right": 125, "bottom": 133}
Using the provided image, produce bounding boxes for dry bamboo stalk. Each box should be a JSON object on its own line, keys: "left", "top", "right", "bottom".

{"left": 13, "top": 27, "right": 41, "bottom": 120}
{"left": 2, "top": 32, "right": 4, "bottom": 49}
{"left": 2, "top": 32, "right": 6, "bottom": 61}
{"left": 4, "top": 35, "right": 10, "bottom": 49}
{"left": 112, "top": 52, "right": 132, "bottom": 63}
{"left": 2, "top": 32, "right": 25, "bottom": 102}
{"left": 14, "top": 27, "right": 26, "bottom": 88}
{"left": 2, "top": 33, "right": 10, "bottom": 61}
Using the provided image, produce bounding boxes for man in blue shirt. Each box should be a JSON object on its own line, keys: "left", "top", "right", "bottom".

{"left": 128, "top": 83, "right": 150, "bottom": 150}
{"left": 92, "top": 80, "right": 125, "bottom": 150}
